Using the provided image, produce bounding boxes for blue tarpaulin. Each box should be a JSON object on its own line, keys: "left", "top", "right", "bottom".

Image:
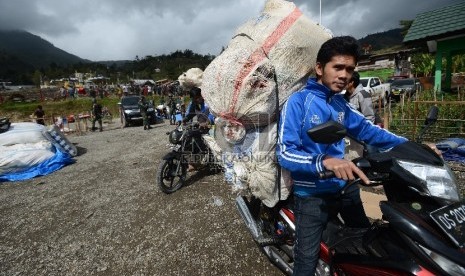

{"left": 436, "top": 138, "right": 465, "bottom": 165}
{"left": 0, "top": 145, "right": 75, "bottom": 182}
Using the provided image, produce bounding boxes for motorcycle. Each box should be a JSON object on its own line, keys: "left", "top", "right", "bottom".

{"left": 236, "top": 106, "right": 465, "bottom": 275}
{"left": 156, "top": 122, "right": 223, "bottom": 194}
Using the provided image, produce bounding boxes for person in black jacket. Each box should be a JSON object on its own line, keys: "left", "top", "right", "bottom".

{"left": 167, "top": 94, "right": 178, "bottom": 125}
{"left": 138, "top": 95, "right": 152, "bottom": 130}
{"left": 34, "top": 105, "right": 46, "bottom": 125}
{"left": 91, "top": 99, "right": 103, "bottom": 132}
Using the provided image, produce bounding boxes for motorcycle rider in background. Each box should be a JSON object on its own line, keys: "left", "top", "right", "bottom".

{"left": 182, "top": 87, "right": 215, "bottom": 127}
{"left": 182, "top": 87, "right": 215, "bottom": 171}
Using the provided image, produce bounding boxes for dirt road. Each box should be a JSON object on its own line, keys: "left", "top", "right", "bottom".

{"left": 0, "top": 120, "right": 283, "bottom": 276}
{"left": 1, "top": 118, "right": 463, "bottom": 276}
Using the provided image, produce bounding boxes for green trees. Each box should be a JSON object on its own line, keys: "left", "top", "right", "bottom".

{"left": 411, "top": 53, "right": 435, "bottom": 77}
{"left": 399, "top": 20, "right": 413, "bottom": 38}
{"left": 452, "top": 54, "right": 465, "bottom": 73}
{"left": 5, "top": 49, "right": 215, "bottom": 85}
{"left": 410, "top": 52, "right": 465, "bottom": 77}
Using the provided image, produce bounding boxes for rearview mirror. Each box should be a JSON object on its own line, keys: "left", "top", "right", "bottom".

{"left": 416, "top": 105, "right": 439, "bottom": 143}
{"left": 424, "top": 106, "right": 438, "bottom": 126}
{"left": 307, "top": 121, "right": 347, "bottom": 144}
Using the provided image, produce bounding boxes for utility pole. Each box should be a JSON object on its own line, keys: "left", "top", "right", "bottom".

{"left": 319, "top": 0, "right": 322, "bottom": 25}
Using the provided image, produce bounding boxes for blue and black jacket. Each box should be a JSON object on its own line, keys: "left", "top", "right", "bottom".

{"left": 277, "top": 78, "right": 407, "bottom": 197}
{"left": 183, "top": 101, "right": 215, "bottom": 124}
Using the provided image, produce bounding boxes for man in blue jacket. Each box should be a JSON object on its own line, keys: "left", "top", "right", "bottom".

{"left": 182, "top": 87, "right": 215, "bottom": 171}
{"left": 182, "top": 87, "right": 215, "bottom": 126}
{"left": 276, "top": 36, "right": 408, "bottom": 275}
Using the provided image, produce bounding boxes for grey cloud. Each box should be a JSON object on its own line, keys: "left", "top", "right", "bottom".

{"left": 0, "top": 0, "right": 460, "bottom": 60}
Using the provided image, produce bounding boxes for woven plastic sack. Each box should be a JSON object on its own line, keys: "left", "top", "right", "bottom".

{"left": 178, "top": 68, "right": 203, "bottom": 91}
{"left": 220, "top": 122, "right": 292, "bottom": 207}
{"left": 0, "top": 122, "right": 47, "bottom": 146}
{"left": 202, "top": 0, "right": 332, "bottom": 127}
{"left": 245, "top": 122, "right": 292, "bottom": 207}
{"left": 0, "top": 141, "right": 55, "bottom": 175}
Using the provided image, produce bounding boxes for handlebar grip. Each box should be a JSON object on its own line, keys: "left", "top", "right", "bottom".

{"left": 319, "top": 171, "right": 335, "bottom": 179}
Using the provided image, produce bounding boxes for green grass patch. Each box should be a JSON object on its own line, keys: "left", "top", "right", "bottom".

{"left": 0, "top": 94, "right": 190, "bottom": 122}
{"left": 0, "top": 97, "right": 121, "bottom": 121}
{"left": 359, "top": 68, "right": 395, "bottom": 82}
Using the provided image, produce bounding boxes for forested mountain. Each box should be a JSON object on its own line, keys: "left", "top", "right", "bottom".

{"left": 0, "top": 30, "right": 89, "bottom": 67}
{"left": 358, "top": 28, "right": 406, "bottom": 53}
{"left": 0, "top": 28, "right": 405, "bottom": 85}
{"left": 0, "top": 30, "right": 91, "bottom": 84}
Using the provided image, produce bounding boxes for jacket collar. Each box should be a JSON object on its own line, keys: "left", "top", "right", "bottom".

{"left": 305, "top": 78, "right": 334, "bottom": 100}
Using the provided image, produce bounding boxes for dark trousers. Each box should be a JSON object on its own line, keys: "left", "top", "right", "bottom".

{"left": 170, "top": 112, "right": 176, "bottom": 124}
{"left": 92, "top": 116, "right": 102, "bottom": 130}
{"left": 142, "top": 113, "right": 149, "bottom": 128}
{"left": 293, "top": 185, "right": 370, "bottom": 275}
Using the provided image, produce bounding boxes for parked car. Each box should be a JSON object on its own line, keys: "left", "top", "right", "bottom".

{"left": 386, "top": 75, "right": 409, "bottom": 84}
{"left": 359, "top": 77, "right": 390, "bottom": 106}
{"left": 390, "top": 78, "right": 421, "bottom": 101}
{"left": 118, "top": 95, "right": 160, "bottom": 127}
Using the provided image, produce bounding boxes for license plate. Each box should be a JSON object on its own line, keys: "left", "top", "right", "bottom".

{"left": 392, "top": 90, "right": 401, "bottom": 95}
{"left": 430, "top": 201, "right": 465, "bottom": 247}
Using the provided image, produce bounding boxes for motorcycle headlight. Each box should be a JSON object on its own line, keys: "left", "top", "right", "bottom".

{"left": 169, "top": 129, "right": 183, "bottom": 144}
{"left": 418, "top": 244, "right": 465, "bottom": 275}
{"left": 397, "top": 160, "right": 460, "bottom": 201}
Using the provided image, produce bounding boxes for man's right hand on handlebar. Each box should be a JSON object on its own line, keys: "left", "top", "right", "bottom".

{"left": 322, "top": 156, "right": 370, "bottom": 185}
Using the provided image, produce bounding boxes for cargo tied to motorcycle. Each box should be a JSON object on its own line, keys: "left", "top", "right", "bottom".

{"left": 201, "top": 0, "right": 332, "bottom": 207}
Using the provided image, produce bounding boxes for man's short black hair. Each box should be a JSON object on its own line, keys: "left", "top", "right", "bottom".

{"left": 351, "top": 71, "right": 361, "bottom": 87}
{"left": 316, "top": 36, "right": 361, "bottom": 67}
{"left": 189, "top": 87, "right": 202, "bottom": 98}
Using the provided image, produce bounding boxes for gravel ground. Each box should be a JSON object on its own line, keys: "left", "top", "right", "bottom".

{"left": 0, "top": 119, "right": 283, "bottom": 276}
{"left": 1, "top": 119, "right": 464, "bottom": 276}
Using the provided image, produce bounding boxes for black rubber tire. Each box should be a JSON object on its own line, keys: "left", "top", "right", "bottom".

{"left": 122, "top": 115, "right": 129, "bottom": 127}
{"left": 157, "top": 159, "right": 186, "bottom": 194}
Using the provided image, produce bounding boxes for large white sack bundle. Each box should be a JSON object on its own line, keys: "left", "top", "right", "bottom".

{"left": 202, "top": 0, "right": 332, "bottom": 127}
{"left": 0, "top": 141, "right": 55, "bottom": 175}
{"left": 220, "top": 122, "right": 292, "bottom": 207}
{"left": 0, "top": 122, "right": 47, "bottom": 146}
{"left": 178, "top": 68, "right": 203, "bottom": 91}
{"left": 0, "top": 123, "right": 53, "bottom": 175}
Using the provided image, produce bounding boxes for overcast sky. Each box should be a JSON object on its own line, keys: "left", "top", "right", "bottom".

{"left": 0, "top": 0, "right": 461, "bottom": 61}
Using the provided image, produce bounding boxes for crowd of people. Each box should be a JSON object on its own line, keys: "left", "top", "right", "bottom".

{"left": 28, "top": 80, "right": 185, "bottom": 131}
{"left": 53, "top": 80, "right": 181, "bottom": 102}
